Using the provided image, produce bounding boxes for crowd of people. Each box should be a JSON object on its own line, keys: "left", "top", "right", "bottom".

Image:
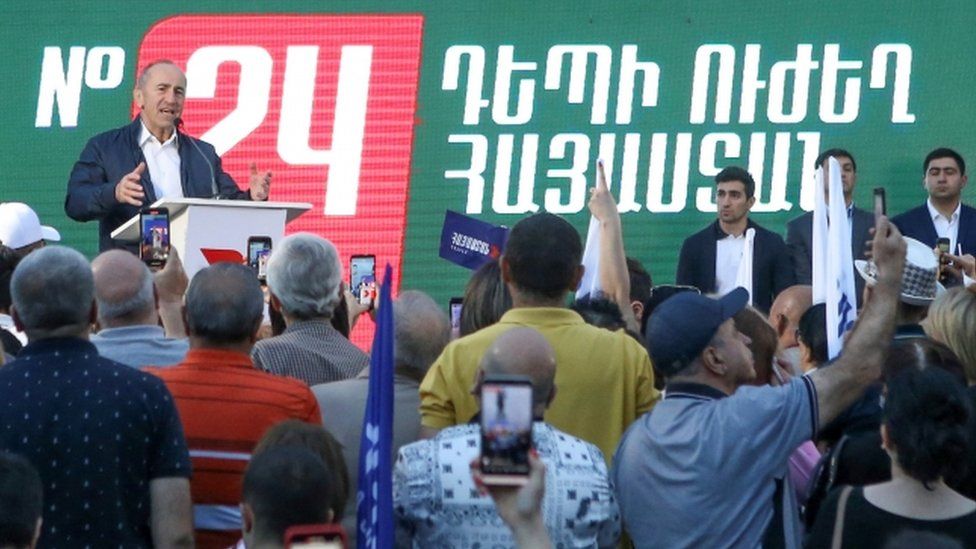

{"left": 0, "top": 56, "right": 975, "bottom": 549}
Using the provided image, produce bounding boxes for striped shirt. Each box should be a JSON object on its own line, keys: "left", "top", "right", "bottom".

{"left": 147, "top": 348, "right": 322, "bottom": 549}
{"left": 251, "top": 319, "right": 369, "bottom": 386}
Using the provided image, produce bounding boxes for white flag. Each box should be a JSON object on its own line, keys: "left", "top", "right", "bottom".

{"left": 734, "top": 228, "right": 756, "bottom": 305}
{"left": 812, "top": 168, "right": 828, "bottom": 305}
{"left": 576, "top": 215, "right": 602, "bottom": 299}
{"left": 823, "top": 157, "right": 858, "bottom": 359}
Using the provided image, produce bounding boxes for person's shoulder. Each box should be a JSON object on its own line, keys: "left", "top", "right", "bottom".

{"left": 312, "top": 377, "right": 366, "bottom": 399}
{"left": 891, "top": 203, "right": 927, "bottom": 223}
{"left": 749, "top": 219, "right": 784, "bottom": 239}
{"left": 684, "top": 222, "right": 716, "bottom": 243}
{"left": 86, "top": 120, "right": 137, "bottom": 148}
{"left": 786, "top": 210, "right": 813, "bottom": 228}
{"left": 540, "top": 423, "right": 608, "bottom": 465}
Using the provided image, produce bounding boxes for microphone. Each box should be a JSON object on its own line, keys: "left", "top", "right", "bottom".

{"left": 176, "top": 117, "right": 218, "bottom": 199}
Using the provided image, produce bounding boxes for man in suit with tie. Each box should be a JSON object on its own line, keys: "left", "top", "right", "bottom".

{"left": 675, "top": 166, "right": 794, "bottom": 313}
{"left": 892, "top": 147, "right": 976, "bottom": 256}
{"left": 786, "top": 149, "right": 874, "bottom": 308}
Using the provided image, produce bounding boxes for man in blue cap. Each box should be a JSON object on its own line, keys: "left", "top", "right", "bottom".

{"left": 612, "top": 216, "right": 907, "bottom": 548}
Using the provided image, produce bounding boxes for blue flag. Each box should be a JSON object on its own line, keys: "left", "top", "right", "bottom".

{"left": 357, "top": 264, "right": 394, "bottom": 549}
{"left": 439, "top": 210, "right": 508, "bottom": 270}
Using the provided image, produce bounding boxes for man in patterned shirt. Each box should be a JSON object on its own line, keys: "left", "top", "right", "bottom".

{"left": 0, "top": 246, "right": 193, "bottom": 547}
{"left": 252, "top": 233, "right": 369, "bottom": 385}
{"left": 395, "top": 327, "right": 620, "bottom": 548}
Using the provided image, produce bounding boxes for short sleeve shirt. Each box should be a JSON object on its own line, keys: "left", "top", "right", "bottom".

{"left": 0, "top": 337, "right": 191, "bottom": 548}
{"left": 612, "top": 377, "right": 819, "bottom": 549}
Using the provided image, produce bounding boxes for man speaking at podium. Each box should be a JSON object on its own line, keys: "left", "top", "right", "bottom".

{"left": 65, "top": 59, "right": 272, "bottom": 251}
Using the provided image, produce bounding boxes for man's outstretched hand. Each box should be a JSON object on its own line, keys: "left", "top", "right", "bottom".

{"left": 249, "top": 162, "right": 271, "bottom": 201}
{"left": 116, "top": 162, "right": 146, "bottom": 207}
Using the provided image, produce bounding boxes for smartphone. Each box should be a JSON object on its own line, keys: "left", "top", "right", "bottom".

{"left": 247, "top": 236, "right": 273, "bottom": 282}
{"left": 479, "top": 374, "right": 533, "bottom": 485}
{"left": 449, "top": 297, "right": 463, "bottom": 340}
{"left": 283, "top": 524, "right": 346, "bottom": 549}
{"left": 139, "top": 207, "right": 170, "bottom": 268}
{"left": 350, "top": 255, "right": 377, "bottom": 309}
{"left": 873, "top": 187, "right": 886, "bottom": 218}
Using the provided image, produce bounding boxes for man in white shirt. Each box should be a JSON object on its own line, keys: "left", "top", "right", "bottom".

{"left": 66, "top": 59, "right": 273, "bottom": 251}
{"left": 675, "top": 166, "right": 795, "bottom": 313}
{"left": 893, "top": 147, "right": 976, "bottom": 256}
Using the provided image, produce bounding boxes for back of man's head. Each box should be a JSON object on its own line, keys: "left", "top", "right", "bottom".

{"left": 815, "top": 148, "right": 857, "bottom": 171}
{"left": 267, "top": 233, "right": 342, "bottom": 320}
{"left": 10, "top": 246, "right": 93, "bottom": 338}
{"left": 242, "top": 446, "right": 333, "bottom": 546}
{"left": 626, "top": 257, "right": 652, "bottom": 303}
{"left": 0, "top": 452, "right": 43, "bottom": 549}
{"left": 768, "top": 285, "right": 813, "bottom": 347}
{"left": 502, "top": 213, "right": 582, "bottom": 300}
{"left": 91, "top": 250, "right": 155, "bottom": 328}
{"left": 480, "top": 327, "right": 557, "bottom": 408}
{"left": 185, "top": 263, "right": 263, "bottom": 346}
{"left": 393, "top": 290, "right": 451, "bottom": 380}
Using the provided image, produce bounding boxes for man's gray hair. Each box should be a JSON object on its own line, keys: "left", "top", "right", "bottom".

{"left": 186, "top": 263, "right": 264, "bottom": 343}
{"left": 267, "top": 233, "right": 342, "bottom": 320}
{"left": 393, "top": 290, "right": 451, "bottom": 378}
{"left": 96, "top": 261, "right": 154, "bottom": 324}
{"left": 11, "top": 246, "right": 94, "bottom": 331}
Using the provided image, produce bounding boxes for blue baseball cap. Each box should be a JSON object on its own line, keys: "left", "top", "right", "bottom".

{"left": 645, "top": 287, "right": 749, "bottom": 376}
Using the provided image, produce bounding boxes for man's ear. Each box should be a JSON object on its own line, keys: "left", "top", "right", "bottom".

{"left": 499, "top": 255, "right": 513, "bottom": 284}
{"left": 269, "top": 292, "right": 282, "bottom": 314}
{"left": 569, "top": 264, "right": 585, "bottom": 292}
{"left": 181, "top": 305, "right": 190, "bottom": 338}
{"left": 133, "top": 86, "right": 144, "bottom": 110}
{"left": 746, "top": 196, "right": 756, "bottom": 210}
{"left": 10, "top": 305, "right": 24, "bottom": 332}
{"left": 775, "top": 313, "right": 789, "bottom": 339}
{"left": 630, "top": 300, "right": 644, "bottom": 323}
{"left": 241, "top": 502, "right": 254, "bottom": 534}
{"left": 700, "top": 345, "right": 725, "bottom": 376}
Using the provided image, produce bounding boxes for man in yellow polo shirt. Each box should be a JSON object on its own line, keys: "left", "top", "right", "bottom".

{"left": 419, "top": 212, "right": 660, "bottom": 462}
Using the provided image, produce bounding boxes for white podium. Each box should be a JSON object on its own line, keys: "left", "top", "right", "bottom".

{"left": 111, "top": 198, "right": 312, "bottom": 279}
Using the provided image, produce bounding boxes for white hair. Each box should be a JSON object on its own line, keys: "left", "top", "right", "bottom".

{"left": 11, "top": 246, "right": 93, "bottom": 330}
{"left": 266, "top": 233, "right": 342, "bottom": 320}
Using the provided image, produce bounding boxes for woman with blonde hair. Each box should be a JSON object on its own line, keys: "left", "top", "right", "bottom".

{"left": 924, "top": 286, "right": 976, "bottom": 384}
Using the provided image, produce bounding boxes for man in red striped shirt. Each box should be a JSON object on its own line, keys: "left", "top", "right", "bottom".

{"left": 148, "top": 263, "right": 321, "bottom": 548}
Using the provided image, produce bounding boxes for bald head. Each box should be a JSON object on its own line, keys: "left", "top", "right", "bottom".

{"left": 92, "top": 250, "right": 156, "bottom": 328}
{"left": 768, "top": 285, "right": 812, "bottom": 348}
{"left": 480, "top": 328, "right": 556, "bottom": 408}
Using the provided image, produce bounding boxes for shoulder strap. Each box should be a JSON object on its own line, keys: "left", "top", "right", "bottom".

{"left": 830, "top": 485, "right": 854, "bottom": 549}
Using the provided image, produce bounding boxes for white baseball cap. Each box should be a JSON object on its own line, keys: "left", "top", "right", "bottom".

{"left": 0, "top": 202, "right": 61, "bottom": 249}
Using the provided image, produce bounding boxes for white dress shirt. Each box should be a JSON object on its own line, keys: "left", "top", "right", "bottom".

{"left": 715, "top": 232, "right": 747, "bottom": 296}
{"left": 927, "top": 198, "right": 961, "bottom": 252}
{"left": 139, "top": 122, "right": 183, "bottom": 199}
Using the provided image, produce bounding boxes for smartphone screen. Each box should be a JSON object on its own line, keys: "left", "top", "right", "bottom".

{"left": 937, "top": 237, "right": 951, "bottom": 265}
{"left": 350, "top": 255, "right": 377, "bottom": 308}
{"left": 480, "top": 375, "right": 533, "bottom": 484}
{"left": 873, "top": 187, "right": 886, "bottom": 218}
{"left": 139, "top": 208, "right": 170, "bottom": 268}
{"left": 247, "top": 236, "right": 273, "bottom": 282}
{"left": 449, "top": 297, "right": 463, "bottom": 340}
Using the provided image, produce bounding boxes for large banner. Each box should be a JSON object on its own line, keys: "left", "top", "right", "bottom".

{"left": 7, "top": 1, "right": 976, "bottom": 337}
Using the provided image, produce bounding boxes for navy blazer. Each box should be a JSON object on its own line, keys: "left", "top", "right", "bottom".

{"left": 786, "top": 207, "right": 874, "bottom": 308}
{"left": 675, "top": 219, "right": 795, "bottom": 313}
{"left": 65, "top": 118, "right": 250, "bottom": 251}
{"left": 892, "top": 202, "right": 976, "bottom": 255}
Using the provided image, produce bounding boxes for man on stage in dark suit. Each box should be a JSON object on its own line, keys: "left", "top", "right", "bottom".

{"left": 65, "top": 59, "right": 272, "bottom": 251}
{"left": 892, "top": 147, "right": 976, "bottom": 256}
{"left": 786, "top": 149, "right": 874, "bottom": 307}
{"left": 675, "top": 166, "right": 794, "bottom": 313}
